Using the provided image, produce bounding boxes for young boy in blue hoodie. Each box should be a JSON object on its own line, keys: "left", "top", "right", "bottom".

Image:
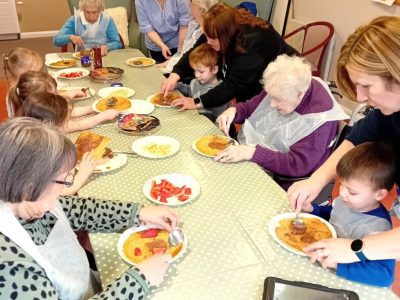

{"left": 303, "top": 142, "right": 396, "bottom": 287}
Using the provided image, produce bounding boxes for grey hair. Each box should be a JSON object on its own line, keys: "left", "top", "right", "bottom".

{"left": 263, "top": 54, "right": 312, "bottom": 101}
{"left": 193, "top": 0, "right": 222, "bottom": 12}
{"left": 0, "top": 117, "right": 76, "bottom": 203}
{"left": 79, "top": 0, "right": 104, "bottom": 11}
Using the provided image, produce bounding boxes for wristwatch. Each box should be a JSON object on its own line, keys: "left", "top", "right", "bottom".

{"left": 194, "top": 98, "right": 201, "bottom": 105}
{"left": 351, "top": 239, "right": 368, "bottom": 261}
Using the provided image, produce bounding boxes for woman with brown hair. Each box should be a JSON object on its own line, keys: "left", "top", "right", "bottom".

{"left": 162, "top": 3, "right": 298, "bottom": 112}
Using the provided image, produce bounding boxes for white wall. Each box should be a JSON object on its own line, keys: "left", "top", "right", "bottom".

{"left": 291, "top": 0, "right": 400, "bottom": 81}
{"left": 289, "top": 0, "right": 400, "bottom": 111}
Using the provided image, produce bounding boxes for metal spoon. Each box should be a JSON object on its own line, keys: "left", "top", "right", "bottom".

{"left": 291, "top": 213, "right": 306, "bottom": 235}
{"left": 166, "top": 218, "right": 185, "bottom": 246}
{"left": 168, "top": 227, "right": 185, "bottom": 247}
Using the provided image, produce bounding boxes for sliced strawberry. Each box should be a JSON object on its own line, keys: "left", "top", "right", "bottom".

{"left": 178, "top": 195, "right": 189, "bottom": 202}
{"left": 152, "top": 247, "right": 167, "bottom": 255}
{"left": 139, "top": 228, "right": 158, "bottom": 238}
{"left": 159, "top": 196, "right": 168, "bottom": 203}
{"left": 134, "top": 247, "right": 142, "bottom": 256}
{"left": 184, "top": 187, "right": 192, "bottom": 195}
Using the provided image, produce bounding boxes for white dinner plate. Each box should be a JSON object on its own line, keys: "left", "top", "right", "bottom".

{"left": 129, "top": 99, "right": 155, "bottom": 115}
{"left": 126, "top": 57, "right": 156, "bottom": 67}
{"left": 91, "top": 98, "right": 134, "bottom": 113}
{"left": 145, "top": 91, "right": 183, "bottom": 108}
{"left": 45, "top": 59, "right": 77, "bottom": 69}
{"left": 54, "top": 68, "right": 90, "bottom": 80}
{"left": 143, "top": 173, "right": 200, "bottom": 206}
{"left": 117, "top": 224, "right": 188, "bottom": 266}
{"left": 57, "top": 86, "right": 95, "bottom": 101}
{"left": 97, "top": 86, "right": 136, "bottom": 98}
{"left": 268, "top": 212, "right": 337, "bottom": 256}
{"left": 192, "top": 135, "right": 238, "bottom": 158}
{"left": 132, "top": 135, "right": 180, "bottom": 159}
{"left": 72, "top": 52, "right": 81, "bottom": 59}
{"left": 93, "top": 154, "right": 128, "bottom": 173}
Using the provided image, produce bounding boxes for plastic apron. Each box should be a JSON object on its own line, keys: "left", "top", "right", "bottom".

{"left": 238, "top": 77, "right": 348, "bottom": 152}
{"left": 74, "top": 9, "right": 108, "bottom": 50}
{"left": 0, "top": 202, "right": 93, "bottom": 300}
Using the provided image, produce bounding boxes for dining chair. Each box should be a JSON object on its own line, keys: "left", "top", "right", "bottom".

{"left": 284, "top": 21, "right": 335, "bottom": 79}
{"left": 61, "top": 0, "right": 146, "bottom": 53}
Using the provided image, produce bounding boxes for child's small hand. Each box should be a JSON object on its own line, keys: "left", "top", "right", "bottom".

{"left": 78, "top": 152, "right": 98, "bottom": 175}
{"left": 302, "top": 202, "right": 314, "bottom": 213}
{"left": 100, "top": 109, "right": 119, "bottom": 121}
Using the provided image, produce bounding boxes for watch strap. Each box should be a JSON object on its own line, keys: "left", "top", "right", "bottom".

{"left": 355, "top": 249, "right": 368, "bottom": 261}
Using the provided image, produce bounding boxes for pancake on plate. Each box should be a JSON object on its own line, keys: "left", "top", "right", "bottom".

{"left": 50, "top": 59, "right": 76, "bottom": 68}
{"left": 74, "top": 131, "right": 111, "bottom": 161}
{"left": 149, "top": 90, "right": 182, "bottom": 106}
{"left": 122, "top": 228, "right": 183, "bottom": 264}
{"left": 195, "top": 135, "right": 230, "bottom": 157}
{"left": 96, "top": 96, "right": 131, "bottom": 112}
{"left": 275, "top": 217, "right": 333, "bottom": 252}
{"left": 128, "top": 57, "right": 155, "bottom": 67}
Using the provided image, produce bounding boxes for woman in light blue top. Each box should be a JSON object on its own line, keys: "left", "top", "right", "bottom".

{"left": 53, "top": 0, "right": 121, "bottom": 56}
{"left": 136, "top": 0, "right": 191, "bottom": 63}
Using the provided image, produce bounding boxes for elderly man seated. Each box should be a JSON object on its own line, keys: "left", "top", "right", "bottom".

{"left": 53, "top": 0, "right": 122, "bottom": 56}
{"left": 216, "top": 54, "right": 348, "bottom": 190}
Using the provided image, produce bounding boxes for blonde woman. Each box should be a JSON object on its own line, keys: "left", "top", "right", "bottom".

{"left": 216, "top": 55, "right": 347, "bottom": 190}
{"left": 287, "top": 16, "right": 400, "bottom": 268}
{"left": 54, "top": 0, "right": 121, "bottom": 56}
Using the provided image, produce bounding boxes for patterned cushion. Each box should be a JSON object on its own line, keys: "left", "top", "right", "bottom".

{"left": 105, "top": 7, "right": 129, "bottom": 47}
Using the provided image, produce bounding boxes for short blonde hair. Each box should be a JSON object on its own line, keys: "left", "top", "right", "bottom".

{"left": 336, "top": 16, "right": 400, "bottom": 101}
{"left": 263, "top": 54, "right": 312, "bottom": 101}
{"left": 3, "top": 47, "right": 43, "bottom": 85}
{"left": 79, "top": 0, "right": 104, "bottom": 11}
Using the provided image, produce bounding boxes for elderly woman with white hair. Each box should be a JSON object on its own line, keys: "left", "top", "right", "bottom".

{"left": 216, "top": 55, "right": 348, "bottom": 190}
{"left": 54, "top": 0, "right": 121, "bottom": 56}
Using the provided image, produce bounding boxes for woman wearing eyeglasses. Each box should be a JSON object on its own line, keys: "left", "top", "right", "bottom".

{"left": 0, "top": 118, "right": 180, "bottom": 299}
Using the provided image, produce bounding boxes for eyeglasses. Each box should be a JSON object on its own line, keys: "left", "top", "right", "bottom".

{"left": 52, "top": 172, "right": 75, "bottom": 188}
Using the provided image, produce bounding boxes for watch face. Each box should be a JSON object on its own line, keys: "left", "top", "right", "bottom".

{"left": 351, "top": 239, "right": 363, "bottom": 251}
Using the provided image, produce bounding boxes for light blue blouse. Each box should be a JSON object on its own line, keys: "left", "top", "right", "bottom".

{"left": 53, "top": 12, "right": 121, "bottom": 51}
{"left": 135, "top": 0, "right": 191, "bottom": 52}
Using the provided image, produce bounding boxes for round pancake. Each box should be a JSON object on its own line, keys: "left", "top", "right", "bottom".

{"left": 195, "top": 135, "right": 229, "bottom": 156}
{"left": 122, "top": 229, "right": 183, "bottom": 264}
{"left": 129, "top": 57, "right": 155, "bottom": 67}
{"left": 96, "top": 96, "right": 131, "bottom": 112}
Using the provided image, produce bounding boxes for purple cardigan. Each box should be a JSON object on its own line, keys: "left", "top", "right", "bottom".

{"left": 235, "top": 79, "right": 338, "bottom": 177}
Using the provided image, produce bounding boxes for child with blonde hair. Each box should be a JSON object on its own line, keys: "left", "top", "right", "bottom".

{"left": 9, "top": 71, "right": 119, "bottom": 132}
{"left": 176, "top": 43, "right": 226, "bottom": 121}
{"left": 4, "top": 47, "right": 88, "bottom": 117}
{"left": 16, "top": 91, "right": 107, "bottom": 196}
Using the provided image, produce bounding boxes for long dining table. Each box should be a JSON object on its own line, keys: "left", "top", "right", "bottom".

{"left": 59, "top": 49, "right": 396, "bottom": 299}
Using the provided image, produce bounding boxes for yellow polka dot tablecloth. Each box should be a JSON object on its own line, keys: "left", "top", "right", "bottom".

{"left": 64, "top": 50, "right": 396, "bottom": 299}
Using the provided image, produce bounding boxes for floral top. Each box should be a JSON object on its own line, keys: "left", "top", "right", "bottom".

{"left": 0, "top": 196, "right": 150, "bottom": 299}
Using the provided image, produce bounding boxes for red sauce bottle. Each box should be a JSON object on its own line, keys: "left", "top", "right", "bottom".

{"left": 92, "top": 46, "right": 102, "bottom": 69}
